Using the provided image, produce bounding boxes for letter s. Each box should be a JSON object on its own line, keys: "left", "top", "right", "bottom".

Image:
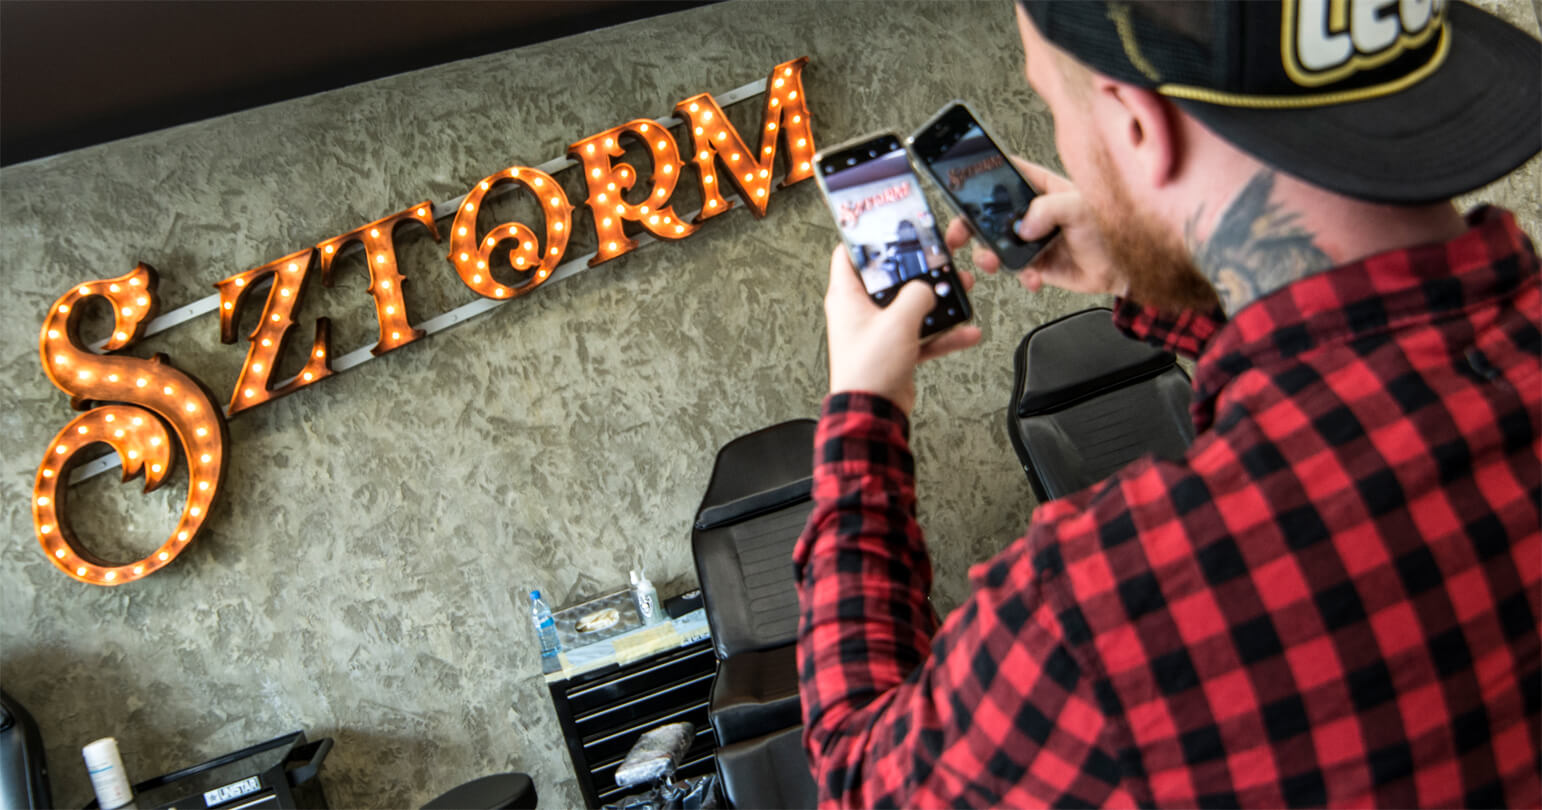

{"left": 33, "top": 263, "right": 229, "bottom": 585}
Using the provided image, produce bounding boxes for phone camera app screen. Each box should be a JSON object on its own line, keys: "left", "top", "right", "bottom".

{"left": 823, "top": 147, "right": 951, "bottom": 296}
{"left": 932, "top": 123, "right": 1035, "bottom": 252}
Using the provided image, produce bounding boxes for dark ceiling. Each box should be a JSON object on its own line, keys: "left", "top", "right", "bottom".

{"left": 0, "top": 0, "right": 715, "bottom": 167}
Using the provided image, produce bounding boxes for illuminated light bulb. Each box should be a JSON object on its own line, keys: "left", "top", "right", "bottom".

{"left": 380, "top": 280, "right": 391, "bottom": 290}
{"left": 789, "top": 91, "right": 798, "bottom": 100}
{"left": 591, "top": 168, "right": 602, "bottom": 179}
{"left": 132, "top": 416, "right": 143, "bottom": 426}
{"left": 699, "top": 150, "right": 709, "bottom": 160}
{"left": 608, "top": 241, "right": 618, "bottom": 251}
{"left": 598, "top": 193, "right": 608, "bottom": 203}
{"left": 694, "top": 126, "right": 704, "bottom": 136}
{"left": 690, "top": 102, "right": 699, "bottom": 112}
{"left": 198, "top": 481, "right": 209, "bottom": 492}
{"left": 480, "top": 181, "right": 490, "bottom": 191}
{"left": 472, "top": 274, "right": 483, "bottom": 283}
{"left": 798, "top": 138, "right": 807, "bottom": 147}
{"left": 649, "top": 215, "right": 659, "bottom": 225}
{"left": 252, "top": 362, "right": 264, "bottom": 373}
{"left": 375, "top": 255, "right": 386, "bottom": 264}
{"left": 460, "top": 252, "right": 470, "bottom": 261}
{"left": 281, "top": 286, "right": 293, "bottom": 296}
{"left": 768, "top": 123, "right": 777, "bottom": 131}
{"left": 270, "top": 313, "right": 280, "bottom": 322}
{"left": 663, "top": 164, "right": 674, "bottom": 175}
{"left": 77, "top": 426, "right": 88, "bottom": 434}
{"left": 315, "top": 349, "right": 325, "bottom": 358}
{"left": 121, "top": 307, "right": 132, "bottom": 316}
{"left": 324, "top": 245, "right": 335, "bottom": 254}
{"left": 784, "top": 67, "right": 793, "bottom": 76}
{"left": 533, "top": 177, "right": 542, "bottom": 187}
{"left": 485, "top": 237, "right": 495, "bottom": 247}
{"left": 303, "top": 371, "right": 314, "bottom": 381}
{"left": 224, "top": 302, "right": 234, "bottom": 310}
{"left": 161, "top": 385, "right": 174, "bottom": 395}
{"left": 603, "top": 217, "right": 613, "bottom": 227}
{"left": 185, "top": 402, "right": 196, "bottom": 413}
{"left": 196, "top": 427, "right": 208, "bottom": 437}
{"left": 386, "top": 305, "right": 396, "bottom": 315}
{"left": 640, "top": 205, "right": 650, "bottom": 214}
{"left": 515, "top": 256, "right": 526, "bottom": 268}
{"left": 656, "top": 189, "right": 666, "bottom": 198}
{"left": 709, "top": 200, "right": 718, "bottom": 208}
{"left": 260, "top": 338, "right": 271, "bottom": 347}
{"left": 800, "top": 162, "right": 810, "bottom": 171}
{"left": 495, "top": 287, "right": 506, "bottom": 297}
{"left": 459, "top": 227, "right": 468, "bottom": 236}
{"left": 716, "top": 131, "right": 726, "bottom": 141}
{"left": 607, "top": 182, "right": 617, "bottom": 191}
{"left": 137, "top": 296, "right": 148, "bottom": 306}
{"left": 150, "top": 436, "right": 162, "bottom": 447}
{"left": 53, "top": 354, "right": 64, "bottom": 364}
{"left": 134, "top": 565, "right": 143, "bottom": 575}
{"left": 77, "top": 566, "right": 87, "bottom": 577}
{"left": 476, "top": 260, "right": 486, "bottom": 269}
{"left": 760, "top": 169, "right": 769, "bottom": 178}
{"left": 78, "top": 285, "right": 90, "bottom": 294}
{"left": 158, "top": 551, "right": 169, "bottom": 561}
{"left": 663, "top": 216, "right": 671, "bottom": 223}
{"left": 127, "top": 450, "right": 138, "bottom": 460}
{"left": 370, "top": 228, "right": 380, "bottom": 238}
{"left": 554, "top": 222, "right": 564, "bottom": 232}
{"left": 42, "top": 469, "right": 53, "bottom": 478}
{"left": 110, "top": 284, "right": 121, "bottom": 293}
{"left": 770, "top": 99, "right": 779, "bottom": 107}
{"left": 55, "top": 548, "right": 64, "bottom": 558}
{"left": 640, "top": 123, "right": 649, "bottom": 132}
{"left": 105, "top": 414, "right": 115, "bottom": 422}
{"left": 78, "top": 370, "right": 90, "bottom": 381}
{"left": 615, "top": 204, "right": 625, "bottom": 215}
{"left": 36, "top": 496, "right": 49, "bottom": 506}
{"left": 465, "top": 203, "right": 475, "bottom": 212}
{"left": 586, "top": 144, "right": 595, "bottom": 154}
{"left": 105, "top": 570, "right": 117, "bottom": 582}
{"left": 775, "top": 78, "right": 785, "bottom": 88}
{"left": 731, "top": 152, "right": 741, "bottom": 161}
{"left": 47, "top": 329, "right": 58, "bottom": 339}
{"left": 793, "top": 115, "right": 802, "bottom": 123}
{"left": 288, "top": 262, "right": 299, "bottom": 272}
{"left": 58, "top": 304, "right": 68, "bottom": 313}
{"left": 604, "top": 137, "right": 615, "bottom": 148}
{"left": 200, "top": 453, "right": 212, "bottom": 463}
{"left": 744, "top": 173, "right": 754, "bottom": 182}
{"left": 135, "top": 377, "right": 147, "bottom": 387}
{"left": 619, "top": 167, "right": 630, "bottom": 178}
{"left": 178, "top": 531, "right": 189, "bottom": 541}
{"left": 114, "top": 330, "right": 128, "bottom": 341}
{"left": 244, "top": 388, "right": 255, "bottom": 399}
{"left": 756, "top": 188, "right": 766, "bottom": 197}
{"left": 417, "top": 207, "right": 426, "bottom": 216}
{"left": 550, "top": 247, "right": 560, "bottom": 256}
{"left": 55, "top": 446, "right": 65, "bottom": 455}
{"left": 108, "top": 374, "right": 118, "bottom": 382}
{"left": 675, "top": 225, "right": 685, "bottom": 234}
{"left": 765, "top": 146, "right": 773, "bottom": 155}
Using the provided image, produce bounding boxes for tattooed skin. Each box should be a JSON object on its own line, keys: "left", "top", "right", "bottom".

{"left": 1186, "top": 171, "right": 1333, "bottom": 314}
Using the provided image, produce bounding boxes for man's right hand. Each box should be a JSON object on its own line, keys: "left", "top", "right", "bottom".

{"left": 944, "top": 157, "right": 1128, "bottom": 297}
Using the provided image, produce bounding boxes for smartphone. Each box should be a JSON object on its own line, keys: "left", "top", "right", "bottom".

{"left": 909, "top": 101, "right": 1057, "bottom": 270}
{"left": 812, "top": 132, "right": 972, "bottom": 339}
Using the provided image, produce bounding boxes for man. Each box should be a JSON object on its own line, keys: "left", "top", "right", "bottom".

{"left": 795, "top": 1, "right": 1541, "bottom": 806}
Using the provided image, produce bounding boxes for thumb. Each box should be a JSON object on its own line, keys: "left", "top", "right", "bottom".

{"left": 1018, "top": 192, "right": 1078, "bottom": 242}
{"left": 887, "top": 279, "right": 936, "bottom": 328}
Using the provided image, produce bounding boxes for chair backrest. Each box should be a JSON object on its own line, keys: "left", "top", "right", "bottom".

{"left": 1008, "top": 308, "right": 1195, "bottom": 501}
{"left": 691, "top": 420, "right": 816, "bottom": 660}
{"left": 0, "top": 689, "right": 52, "bottom": 810}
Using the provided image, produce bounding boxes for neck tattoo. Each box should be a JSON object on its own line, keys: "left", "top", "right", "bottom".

{"left": 1186, "top": 170, "right": 1333, "bottom": 315}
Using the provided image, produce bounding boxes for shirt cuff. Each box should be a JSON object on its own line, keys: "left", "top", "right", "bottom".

{"left": 1112, "top": 297, "right": 1228, "bottom": 359}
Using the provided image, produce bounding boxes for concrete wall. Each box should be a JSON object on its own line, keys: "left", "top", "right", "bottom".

{"left": 2, "top": 1, "right": 1536, "bottom": 806}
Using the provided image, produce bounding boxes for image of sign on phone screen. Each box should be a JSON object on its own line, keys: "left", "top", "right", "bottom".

{"left": 911, "top": 102, "right": 1057, "bottom": 270}
{"left": 814, "top": 133, "right": 971, "bottom": 338}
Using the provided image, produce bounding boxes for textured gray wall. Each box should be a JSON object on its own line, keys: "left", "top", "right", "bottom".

{"left": 2, "top": 1, "right": 1537, "bottom": 806}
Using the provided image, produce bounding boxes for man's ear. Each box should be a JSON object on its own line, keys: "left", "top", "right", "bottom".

{"left": 1092, "top": 78, "right": 1184, "bottom": 189}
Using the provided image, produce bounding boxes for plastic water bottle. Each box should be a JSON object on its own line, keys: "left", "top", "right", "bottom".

{"left": 530, "top": 590, "right": 560, "bottom": 660}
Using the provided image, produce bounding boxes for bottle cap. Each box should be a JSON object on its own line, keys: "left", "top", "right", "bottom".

{"left": 530, "top": 590, "right": 541, "bottom": 600}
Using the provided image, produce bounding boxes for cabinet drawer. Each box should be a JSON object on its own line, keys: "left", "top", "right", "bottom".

{"left": 574, "top": 671, "right": 714, "bottom": 739}
{"left": 590, "top": 722, "right": 718, "bottom": 800}
{"left": 582, "top": 700, "right": 711, "bottom": 766}
{"left": 565, "top": 644, "right": 715, "bottom": 717}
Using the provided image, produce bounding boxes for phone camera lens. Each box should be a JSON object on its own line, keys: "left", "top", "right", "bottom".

{"left": 869, "top": 149, "right": 877, "bottom": 157}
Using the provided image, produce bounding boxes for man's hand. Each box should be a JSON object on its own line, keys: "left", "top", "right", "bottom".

{"left": 944, "top": 157, "right": 1127, "bottom": 296}
{"left": 824, "top": 245, "right": 982, "bottom": 415}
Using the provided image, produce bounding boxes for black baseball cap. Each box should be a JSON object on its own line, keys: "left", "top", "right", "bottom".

{"left": 1020, "top": 0, "right": 1541, "bottom": 205}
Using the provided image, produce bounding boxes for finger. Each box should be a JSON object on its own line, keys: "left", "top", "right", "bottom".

{"left": 1009, "top": 157, "right": 1074, "bottom": 194}
{"left": 1019, "top": 192, "right": 1081, "bottom": 242}
{"left": 944, "top": 217, "right": 973, "bottom": 250}
{"left": 1018, "top": 268, "right": 1044, "bottom": 293}
{"left": 970, "top": 245, "right": 1002, "bottom": 274}
{"left": 919, "top": 325, "right": 983, "bottom": 362}
{"left": 955, "top": 268, "right": 976, "bottom": 293}
{"left": 887, "top": 279, "right": 937, "bottom": 329}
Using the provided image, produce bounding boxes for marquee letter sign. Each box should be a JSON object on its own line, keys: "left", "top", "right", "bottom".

{"left": 33, "top": 57, "right": 816, "bottom": 585}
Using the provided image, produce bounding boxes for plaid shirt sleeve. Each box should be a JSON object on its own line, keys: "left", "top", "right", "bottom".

{"left": 1112, "top": 297, "right": 1227, "bottom": 359}
{"left": 793, "top": 392, "right": 1137, "bottom": 808}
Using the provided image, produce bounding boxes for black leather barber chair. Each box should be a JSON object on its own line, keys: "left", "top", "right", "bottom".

{"left": 0, "top": 690, "right": 52, "bottom": 810}
{"left": 1008, "top": 307, "right": 1195, "bottom": 501}
{"left": 691, "top": 420, "right": 819, "bottom": 810}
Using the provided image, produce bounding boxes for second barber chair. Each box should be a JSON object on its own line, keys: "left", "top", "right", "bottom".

{"left": 691, "top": 420, "right": 819, "bottom": 810}
{"left": 1008, "top": 307, "right": 1196, "bottom": 500}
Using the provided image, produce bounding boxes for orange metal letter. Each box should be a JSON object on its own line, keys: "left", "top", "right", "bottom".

{"left": 216, "top": 248, "right": 331, "bottom": 414}
{"left": 569, "top": 120, "right": 699, "bottom": 266}
{"left": 317, "top": 202, "right": 438, "bottom": 356}
{"left": 675, "top": 57, "right": 816, "bottom": 221}
{"left": 448, "top": 167, "right": 572, "bottom": 299}
{"left": 34, "top": 264, "right": 230, "bottom": 585}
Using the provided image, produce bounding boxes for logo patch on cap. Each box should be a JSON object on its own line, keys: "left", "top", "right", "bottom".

{"left": 1284, "top": 0, "right": 1448, "bottom": 87}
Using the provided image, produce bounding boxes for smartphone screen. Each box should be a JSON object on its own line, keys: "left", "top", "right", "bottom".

{"left": 910, "top": 102, "right": 1055, "bottom": 270}
{"left": 814, "top": 133, "right": 971, "bottom": 338}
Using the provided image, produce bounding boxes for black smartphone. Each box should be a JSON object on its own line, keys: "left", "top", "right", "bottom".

{"left": 909, "top": 101, "right": 1057, "bottom": 270}
{"left": 812, "top": 132, "right": 972, "bottom": 339}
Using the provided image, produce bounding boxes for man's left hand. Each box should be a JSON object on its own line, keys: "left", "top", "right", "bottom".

{"left": 824, "top": 244, "right": 982, "bottom": 415}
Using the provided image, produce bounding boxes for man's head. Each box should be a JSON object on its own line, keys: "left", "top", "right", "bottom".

{"left": 1010, "top": 0, "right": 1540, "bottom": 312}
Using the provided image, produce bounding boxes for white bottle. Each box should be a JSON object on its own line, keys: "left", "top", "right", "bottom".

{"left": 83, "top": 737, "right": 137, "bottom": 810}
{"left": 632, "top": 568, "right": 663, "bottom": 626}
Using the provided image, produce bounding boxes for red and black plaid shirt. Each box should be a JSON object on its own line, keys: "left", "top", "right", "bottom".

{"left": 795, "top": 206, "right": 1541, "bottom": 808}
